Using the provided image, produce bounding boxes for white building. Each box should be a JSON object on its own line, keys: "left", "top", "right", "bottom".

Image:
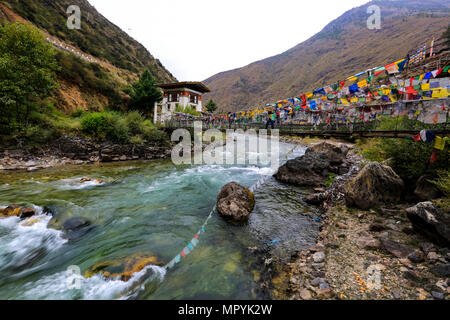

{"left": 154, "top": 82, "right": 210, "bottom": 123}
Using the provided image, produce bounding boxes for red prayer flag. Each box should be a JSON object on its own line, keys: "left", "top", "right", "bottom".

{"left": 430, "top": 150, "right": 438, "bottom": 163}
{"left": 412, "top": 134, "right": 421, "bottom": 142}
{"left": 406, "top": 86, "right": 417, "bottom": 94}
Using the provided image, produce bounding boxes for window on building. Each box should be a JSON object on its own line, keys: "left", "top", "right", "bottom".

{"left": 190, "top": 94, "right": 198, "bottom": 104}
{"left": 169, "top": 93, "right": 179, "bottom": 102}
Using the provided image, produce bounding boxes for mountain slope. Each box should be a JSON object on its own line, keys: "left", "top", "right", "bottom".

{"left": 203, "top": 0, "right": 450, "bottom": 112}
{"left": 0, "top": 0, "right": 177, "bottom": 112}
{"left": 1, "top": 0, "right": 176, "bottom": 82}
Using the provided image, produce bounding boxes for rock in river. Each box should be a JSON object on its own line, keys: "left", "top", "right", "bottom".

{"left": 62, "top": 217, "right": 95, "bottom": 241}
{"left": 305, "top": 142, "right": 349, "bottom": 165}
{"left": 274, "top": 152, "right": 330, "bottom": 187}
{"left": 85, "top": 253, "right": 163, "bottom": 282}
{"left": 406, "top": 202, "right": 450, "bottom": 247}
{"left": 344, "top": 162, "right": 404, "bottom": 210}
{"left": 0, "top": 205, "right": 36, "bottom": 220}
{"left": 217, "top": 182, "right": 255, "bottom": 222}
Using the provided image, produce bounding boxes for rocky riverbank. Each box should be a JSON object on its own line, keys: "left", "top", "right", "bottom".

{"left": 0, "top": 135, "right": 173, "bottom": 172}
{"left": 271, "top": 138, "right": 449, "bottom": 300}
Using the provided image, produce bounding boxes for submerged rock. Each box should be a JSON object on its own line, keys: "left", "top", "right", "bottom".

{"left": 85, "top": 253, "right": 163, "bottom": 281}
{"left": 62, "top": 217, "right": 92, "bottom": 231}
{"left": 62, "top": 217, "right": 95, "bottom": 241}
{"left": 217, "top": 182, "right": 255, "bottom": 222}
{"left": 274, "top": 152, "right": 330, "bottom": 187}
{"left": 406, "top": 202, "right": 450, "bottom": 247}
{"left": 344, "top": 162, "right": 404, "bottom": 210}
{"left": 305, "top": 142, "right": 349, "bottom": 165}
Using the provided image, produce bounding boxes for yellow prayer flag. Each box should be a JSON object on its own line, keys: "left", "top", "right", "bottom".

{"left": 347, "top": 76, "right": 358, "bottom": 82}
{"left": 421, "top": 83, "right": 430, "bottom": 91}
{"left": 434, "top": 136, "right": 445, "bottom": 151}
{"left": 432, "top": 89, "right": 442, "bottom": 98}
{"left": 306, "top": 92, "right": 313, "bottom": 98}
{"left": 350, "top": 97, "right": 358, "bottom": 103}
{"left": 358, "top": 80, "right": 368, "bottom": 87}
{"left": 440, "top": 88, "right": 449, "bottom": 98}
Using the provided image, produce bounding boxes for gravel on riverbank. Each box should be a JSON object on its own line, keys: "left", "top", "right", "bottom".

{"left": 271, "top": 137, "right": 450, "bottom": 300}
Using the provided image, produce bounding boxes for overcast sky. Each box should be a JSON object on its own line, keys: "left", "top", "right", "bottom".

{"left": 88, "top": 0, "right": 369, "bottom": 81}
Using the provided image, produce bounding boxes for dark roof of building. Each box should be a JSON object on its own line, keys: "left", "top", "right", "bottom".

{"left": 156, "top": 82, "right": 211, "bottom": 93}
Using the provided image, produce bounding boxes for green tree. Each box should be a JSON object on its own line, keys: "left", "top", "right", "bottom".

{"left": 128, "top": 69, "right": 162, "bottom": 116}
{"left": 443, "top": 25, "right": 450, "bottom": 47}
{"left": 205, "top": 99, "right": 218, "bottom": 113}
{"left": 0, "top": 23, "right": 58, "bottom": 134}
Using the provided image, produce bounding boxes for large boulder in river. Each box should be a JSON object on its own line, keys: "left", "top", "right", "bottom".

{"left": 406, "top": 202, "right": 450, "bottom": 247}
{"left": 305, "top": 142, "right": 349, "bottom": 165}
{"left": 217, "top": 182, "right": 255, "bottom": 222}
{"left": 344, "top": 162, "right": 404, "bottom": 210}
{"left": 274, "top": 152, "right": 330, "bottom": 187}
{"left": 414, "top": 176, "right": 441, "bottom": 201}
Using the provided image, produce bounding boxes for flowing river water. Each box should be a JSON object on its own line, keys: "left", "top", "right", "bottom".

{"left": 0, "top": 139, "right": 320, "bottom": 300}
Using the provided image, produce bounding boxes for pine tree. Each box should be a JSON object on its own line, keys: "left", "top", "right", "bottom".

{"left": 205, "top": 99, "right": 218, "bottom": 113}
{"left": 129, "top": 69, "right": 163, "bottom": 116}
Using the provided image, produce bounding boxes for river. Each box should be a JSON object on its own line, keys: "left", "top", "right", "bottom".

{"left": 0, "top": 140, "right": 320, "bottom": 300}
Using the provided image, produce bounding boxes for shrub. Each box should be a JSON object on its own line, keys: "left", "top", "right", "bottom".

{"left": 106, "top": 117, "right": 129, "bottom": 144}
{"left": 78, "top": 111, "right": 168, "bottom": 145}
{"left": 325, "top": 173, "right": 336, "bottom": 187}
{"left": 81, "top": 112, "right": 107, "bottom": 136}
{"left": 358, "top": 117, "right": 449, "bottom": 189}
{"left": 130, "top": 135, "right": 145, "bottom": 145}
{"left": 101, "top": 112, "right": 129, "bottom": 144}
{"left": 431, "top": 169, "right": 450, "bottom": 197}
{"left": 71, "top": 109, "right": 85, "bottom": 118}
{"left": 356, "top": 138, "right": 386, "bottom": 163}
{"left": 362, "top": 137, "right": 449, "bottom": 189}
{"left": 125, "top": 111, "right": 145, "bottom": 136}
{"left": 143, "top": 126, "right": 169, "bottom": 146}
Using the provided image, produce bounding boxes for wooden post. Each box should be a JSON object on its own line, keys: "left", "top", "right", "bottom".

{"left": 154, "top": 102, "right": 158, "bottom": 125}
